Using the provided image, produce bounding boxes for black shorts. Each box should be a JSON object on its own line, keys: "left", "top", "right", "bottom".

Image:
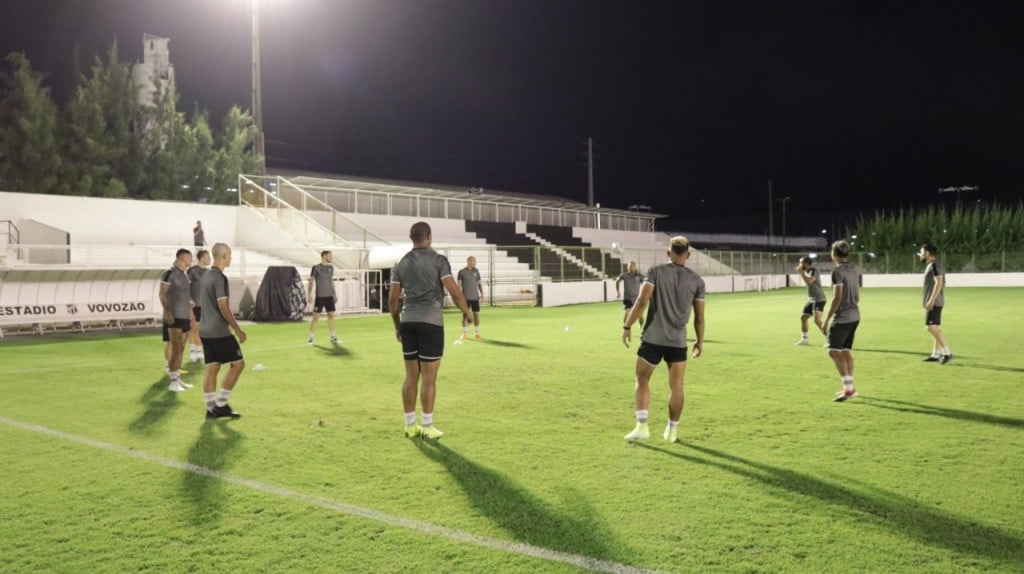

{"left": 313, "top": 297, "right": 336, "bottom": 313}
{"left": 827, "top": 321, "right": 859, "bottom": 351}
{"left": 802, "top": 300, "right": 826, "bottom": 315}
{"left": 400, "top": 322, "right": 444, "bottom": 362}
{"left": 193, "top": 307, "right": 202, "bottom": 322}
{"left": 162, "top": 318, "right": 191, "bottom": 341}
{"left": 623, "top": 298, "right": 635, "bottom": 310}
{"left": 925, "top": 306, "right": 943, "bottom": 326}
{"left": 637, "top": 341, "right": 688, "bottom": 366}
{"left": 466, "top": 300, "right": 481, "bottom": 313}
{"left": 201, "top": 335, "right": 244, "bottom": 365}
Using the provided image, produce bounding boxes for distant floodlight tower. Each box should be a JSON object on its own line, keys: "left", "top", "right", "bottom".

{"left": 938, "top": 185, "right": 979, "bottom": 204}
{"left": 248, "top": 0, "right": 264, "bottom": 174}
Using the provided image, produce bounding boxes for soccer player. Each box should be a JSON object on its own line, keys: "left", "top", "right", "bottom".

{"left": 198, "top": 243, "right": 247, "bottom": 419}
{"left": 621, "top": 236, "right": 705, "bottom": 444}
{"left": 919, "top": 243, "right": 953, "bottom": 363}
{"left": 795, "top": 256, "right": 826, "bottom": 345}
{"left": 616, "top": 260, "right": 646, "bottom": 328}
{"left": 307, "top": 250, "right": 339, "bottom": 346}
{"left": 822, "top": 240, "right": 860, "bottom": 402}
{"left": 389, "top": 222, "right": 473, "bottom": 440}
{"left": 187, "top": 249, "right": 210, "bottom": 362}
{"left": 457, "top": 256, "right": 485, "bottom": 339}
{"left": 160, "top": 248, "right": 194, "bottom": 392}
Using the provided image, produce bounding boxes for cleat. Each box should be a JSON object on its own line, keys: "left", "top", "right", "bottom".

{"left": 459, "top": 333, "right": 467, "bottom": 340}
{"left": 420, "top": 426, "right": 444, "bottom": 440}
{"left": 177, "top": 380, "right": 194, "bottom": 389}
{"left": 168, "top": 381, "right": 187, "bottom": 392}
{"left": 475, "top": 333, "right": 483, "bottom": 340}
{"left": 663, "top": 424, "right": 679, "bottom": 443}
{"left": 624, "top": 423, "right": 650, "bottom": 441}
{"left": 209, "top": 404, "right": 242, "bottom": 419}
{"left": 307, "top": 336, "right": 314, "bottom": 346}
{"left": 833, "top": 390, "right": 858, "bottom": 402}
{"left": 940, "top": 354, "right": 954, "bottom": 365}
{"left": 795, "top": 339, "right": 809, "bottom": 346}
{"left": 330, "top": 336, "right": 340, "bottom": 347}
{"left": 404, "top": 424, "right": 422, "bottom": 438}
{"left": 923, "top": 356, "right": 940, "bottom": 362}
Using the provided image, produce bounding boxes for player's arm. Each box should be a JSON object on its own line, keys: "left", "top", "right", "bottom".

{"left": 159, "top": 282, "right": 172, "bottom": 322}
{"left": 798, "top": 268, "right": 815, "bottom": 285}
{"left": 615, "top": 275, "right": 623, "bottom": 297}
{"left": 925, "top": 275, "right": 943, "bottom": 310}
{"left": 388, "top": 281, "right": 402, "bottom": 333}
{"left": 823, "top": 283, "right": 843, "bottom": 333}
{"left": 622, "top": 282, "right": 653, "bottom": 347}
{"left": 216, "top": 296, "right": 246, "bottom": 343}
{"left": 442, "top": 275, "right": 473, "bottom": 321}
{"left": 692, "top": 299, "right": 705, "bottom": 357}
{"left": 307, "top": 274, "right": 315, "bottom": 302}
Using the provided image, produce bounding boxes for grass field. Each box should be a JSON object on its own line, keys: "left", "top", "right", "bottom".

{"left": 1, "top": 287, "right": 1022, "bottom": 573}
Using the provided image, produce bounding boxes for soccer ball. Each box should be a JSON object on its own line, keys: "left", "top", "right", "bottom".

{"left": 611, "top": 242, "right": 623, "bottom": 255}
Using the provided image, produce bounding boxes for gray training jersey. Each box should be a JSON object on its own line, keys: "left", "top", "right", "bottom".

{"left": 640, "top": 262, "right": 706, "bottom": 348}
{"left": 830, "top": 262, "right": 861, "bottom": 323}
{"left": 161, "top": 267, "right": 192, "bottom": 320}
{"left": 198, "top": 266, "right": 231, "bottom": 338}
{"left": 187, "top": 265, "right": 207, "bottom": 305}
{"left": 391, "top": 248, "right": 453, "bottom": 327}
{"left": 923, "top": 260, "right": 945, "bottom": 307}
{"left": 457, "top": 267, "right": 482, "bottom": 301}
{"left": 617, "top": 271, "right": 645, "bottom": 301}
{"left": 310, "top": 263, "right": 335, "bottom": 298}
{"left": 804, "top": 267, "right": 826, "bottom": 302}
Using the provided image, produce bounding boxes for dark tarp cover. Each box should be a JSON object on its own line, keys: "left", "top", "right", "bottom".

{"left": 254, "top": 266, "right": 306, "bottom": 321}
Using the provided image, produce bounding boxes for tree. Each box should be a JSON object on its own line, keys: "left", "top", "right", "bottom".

{"left": 0, "top": 53, "right": 62, "bottom": 194}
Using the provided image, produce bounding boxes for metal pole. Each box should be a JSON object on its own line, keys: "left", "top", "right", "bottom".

{"left": 252, "top": 0, "right": 266, "bottom": 175}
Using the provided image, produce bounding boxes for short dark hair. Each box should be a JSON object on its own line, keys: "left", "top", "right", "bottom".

{"left": 831, "top": 240, "right": 851, "bottom": 258}
{"left": 321, "top": 250, "right": 331, "bottom": 258}
{"left": 176, "top": 248, "right": 192, "bottom": 260}
{"left": 800, "top": 256, "right": 813, "bottom": 265}
{"left": 195, "top": 249, "right": 209, "bottom": 261}
{"left": 410, "top": 221, "right": 432, "bottom": 243}
{"left": 921, "top": 243, "right": 938, "bottom": 255}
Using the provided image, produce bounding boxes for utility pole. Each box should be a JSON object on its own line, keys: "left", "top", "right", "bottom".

{"left": 767, "top": 180, "right": 774, "bottom": 245}
{"left": 587, "top": 137, "right": 595, "bottom": 207}
{"left": 251, "top": 0, "right": 266, "bottom": 176}
{"left": 778, "top": 196, "right": 791, "bottom": 256}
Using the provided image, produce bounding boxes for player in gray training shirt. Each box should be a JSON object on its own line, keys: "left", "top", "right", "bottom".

{"left": 389, "top": 221, "right": 473, "bottom": 441}
{"left": 795, "top": 255, "right": 827, "bottom": 345}
{"left": 307, "top": 251, "right": 339, "bottom": 346}
{"left": 457, "top": 256, "right": 485, "bottom": 339}
{"left": 621, "top": 236, "right": 705, "bottom": 444}
{"left": 197, "top": 243, "right": 247, "bottom": 420}
{"left": 616, "top": 261, "right": 646, "bottom": 329}
{"left": 919, "top": 243, "right": 953, "bottom": 363}
{"left": 160, "top": 248, "right": 194, "bottom": 392}
{"left": 187, "top": 249, "right": 210, "bottom": 363}
{"left": 823, "top": 240, "right": 860, "bottom": 402}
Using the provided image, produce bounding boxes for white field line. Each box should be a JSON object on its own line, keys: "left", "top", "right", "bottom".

{"left": 0, "top": 415, "right": 664, "bottom": 574}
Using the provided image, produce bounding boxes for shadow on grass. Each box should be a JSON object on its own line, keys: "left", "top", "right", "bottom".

{"left": 639, "top": 442, "right": 1024, "bottom": 567}
{"left": 415, "top": 440, "right": 625, "bottom": 561}
{"left": 474, "top": 338, "right": 534, "bottom": 349}
{"left": 128, "top": 379, "right": 181, "bottom": 433}
{"left": 856, "top": 347, "right": 931, "bottom": 357}
{"left": 859, "top": 397, "right": 1024, "bottom": 428}
{"left": 959, "top": 363, "right": 1024, "bottom": 374}
{"left": 315, "top": 344, "right": 354, "bottom": 358}
{"left": 182, "top": 420, "right": 244, "bottom": 524}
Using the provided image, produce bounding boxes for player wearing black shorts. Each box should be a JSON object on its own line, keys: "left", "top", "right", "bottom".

{"left": 187, "top": 249, "right": 210, "bottom": 362}
{"left": 161, "top": 248, "right": 194, "bottom": 392}
{"left": 390, "top": 222, "right": 473, "bottom": 440}
{"left": 919, "top": 243, "right": 953, "bottom": 363}
{"left": 308, "top": 251, "right": 339, "bottom": 346}
{"left": 795, "top": 256, "right": 827, "bottom": 345}
{"left": 822, "top": 240, "right": 860, "bottom": 402}
{"left": 197, "top": 243, "right": 247, "bottom": 420}
{"left": 621, "top": 237, "right": 705, "bottom": 444}
{"left": 457, "top": 256, "right": 485, "bottom": 339}
{"left": 616, "top": 261, "right": 646, "bottom": 330}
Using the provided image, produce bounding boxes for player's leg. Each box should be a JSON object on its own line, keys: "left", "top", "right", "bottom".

{"left": 418, "top": 359, "right": 444, "bottom": 438}
{"left": 626, "top": 348, "right": 657, "bottom": 440}
{"left": 327, "top": 311, "right": 339, "bottom": 345}
{"left": 167, "top": 326, "right": 187, "bottom": 391}
{"left": 664, "top": 357, "right": 687, "bottom": 443}
{"left": 308, "top": 305, "right": 320, "bottom": 344}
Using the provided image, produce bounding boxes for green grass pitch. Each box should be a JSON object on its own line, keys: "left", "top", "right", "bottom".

{"left": 1, "top": 287, "right": 1022, "bottom": 573}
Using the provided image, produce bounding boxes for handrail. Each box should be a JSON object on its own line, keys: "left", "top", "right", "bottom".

{"left": 238, "top": 175, "right": 356, "bottom": 248}
{"left": 275, "top": 176, "right": 392, "bottom": 246}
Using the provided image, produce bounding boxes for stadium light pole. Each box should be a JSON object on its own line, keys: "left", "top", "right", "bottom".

{"left": 251, "top": 0, "right": 266, "bottom": 176}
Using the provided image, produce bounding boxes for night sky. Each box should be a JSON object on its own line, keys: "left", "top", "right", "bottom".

{"left": 2, "top": 0, "right": 1023, "bottom": 234}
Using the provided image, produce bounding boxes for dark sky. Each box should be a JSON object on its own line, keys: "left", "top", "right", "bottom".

{"left": 3, "top": 0, "right": 1023, "bottom": 234}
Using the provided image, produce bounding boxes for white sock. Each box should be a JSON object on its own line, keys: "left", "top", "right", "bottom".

{"left": 204, "top": 392, "right": 216, "bottom": 410}
{"left": 668, "top": 420, "right": 679, "bottom": 430}
{"left": 422, "top": 413, "right": 433, "bottom": 427}
{"left": 169, "top": 371, "right": 180, "bottom": 382}
{"left": 800, "top": 332, "right": 808, "bottom": 339}
{"left": 841, "top": 376, "right": 854, "bottom": 391}
{"left": 216, "top": 389, "right": 232, "bottom": 407}
{"left": 636, "top": 410, "right": 649, "bottom": 424}
{"left": 475, "top": 327, "right": 480, "bottom": 333}
{"left": 404, "top": 412, "right": 416, "bottom": 426}
{"left": 942, "top": 347, "right": 951, "bottom": 355}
